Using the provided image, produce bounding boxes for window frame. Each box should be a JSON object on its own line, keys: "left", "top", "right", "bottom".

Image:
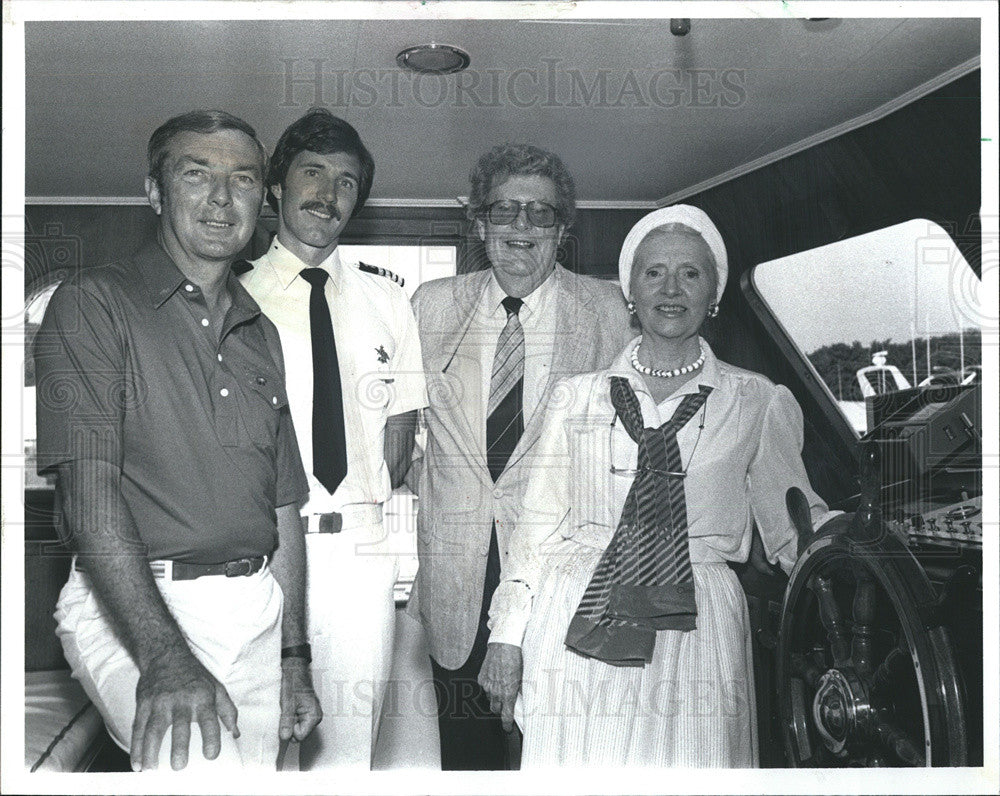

{"left": 740, "top": 217, "right": 980, "bottom": 455}
{"left": 741, "top": 268, "right": 862, "bottom": 454}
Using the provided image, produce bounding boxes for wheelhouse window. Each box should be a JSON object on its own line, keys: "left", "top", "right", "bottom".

{"left": 338, "top": 243, "right": 457, "bottom": 299}
{"left": 23, "top": 281, "right": 61, "bottom": 489}
{"left": 749, "top": 219, "right": 981, "bottom": 436}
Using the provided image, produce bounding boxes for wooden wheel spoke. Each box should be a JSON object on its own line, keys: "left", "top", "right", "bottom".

{"left": 872, "top": 709, "right": 926, "bottom": 766}
{"left": 851, "top": 576, "right": 877, "bottom": 678}
{"left": 809, "top": 574, "right": 851, "bottom": 667}
{"left": 791, "top": 652, "right": 823, "bottom": 688}
{"left": 809, "top": 646, "right": 828, "bottom": 671}
{"left": 870, "top": 645, "right": 907, "bottom": 692}
{"left": 780, "top": 532, "right": 968, "bottom": 767}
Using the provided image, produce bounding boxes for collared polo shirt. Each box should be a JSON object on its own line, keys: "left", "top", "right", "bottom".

{"left": 241, "top": 240, "right": 427, "bottom": 514}
{"left": 35, "top": 240, "right": 309, "bottom": 564}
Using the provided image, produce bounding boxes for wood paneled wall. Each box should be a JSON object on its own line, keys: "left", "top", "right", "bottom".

{"left": 23, "top": 203, "right": 644, "bottom": 297}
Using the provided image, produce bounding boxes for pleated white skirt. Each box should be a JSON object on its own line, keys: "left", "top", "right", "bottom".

{"left": 517, "top": 540, "right": 757, "bottom": 768}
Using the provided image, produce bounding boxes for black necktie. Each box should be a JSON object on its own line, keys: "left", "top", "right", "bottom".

{"left": 485, "top": 296, "right": 525, "bottom": 482}
{"left": 299, "top": 268, "right": 348, "bottom": 494}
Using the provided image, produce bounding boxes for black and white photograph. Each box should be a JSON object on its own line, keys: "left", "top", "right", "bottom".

{"left": 2, "top": 1, "right": 996, "bottom": 793}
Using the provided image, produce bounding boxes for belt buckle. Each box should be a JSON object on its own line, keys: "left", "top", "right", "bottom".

{"left": 318, "top": 512, "right": 343, "bottom": 534}
{"left": 224, "top": 558, "right": 254, "bottom": 577}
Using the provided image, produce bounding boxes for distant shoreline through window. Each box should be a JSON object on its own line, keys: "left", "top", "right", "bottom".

{"left": 751, "top": 219, "right": 981, "bottom": 435}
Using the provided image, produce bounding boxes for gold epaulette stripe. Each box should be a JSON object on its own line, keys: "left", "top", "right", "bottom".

{"left": 357, "top": 262, "right": 404, "bottom": 287}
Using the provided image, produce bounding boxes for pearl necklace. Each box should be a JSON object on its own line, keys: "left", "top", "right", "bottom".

{"left": 629, "top": 340, "right": 705, "bottom": 379}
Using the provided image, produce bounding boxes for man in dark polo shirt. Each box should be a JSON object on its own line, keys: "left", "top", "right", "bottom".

{"left": 34, "top": 110, "right": 321, "bottom": 771}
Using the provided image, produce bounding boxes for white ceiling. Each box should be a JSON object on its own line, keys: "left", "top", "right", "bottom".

{"left": 24, "top": 17, "right": 980, "bottom": 205}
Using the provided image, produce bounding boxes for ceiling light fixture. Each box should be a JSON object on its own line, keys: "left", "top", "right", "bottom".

{"left": 396, "top": 44, "right": 471, "bottom": 75}
{"left": 803, "top": 18, "right": 841, "bottom": 31}
{"left": 670, "top": 19, "right": 691, "bottom": 36}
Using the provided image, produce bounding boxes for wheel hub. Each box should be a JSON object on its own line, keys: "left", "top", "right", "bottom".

{"left": 812, "top": 668, "right": 871, "bottom": 755}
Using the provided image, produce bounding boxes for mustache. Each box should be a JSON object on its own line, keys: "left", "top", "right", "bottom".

{"left": 300, "top": 201, "right": 341, "bottom": 221}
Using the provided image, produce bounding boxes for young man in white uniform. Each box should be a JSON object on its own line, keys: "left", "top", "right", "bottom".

{"left": 240, "top": 109, "right": 426, "bottom": 769}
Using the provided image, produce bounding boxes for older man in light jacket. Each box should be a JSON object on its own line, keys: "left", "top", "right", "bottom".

{"left": 407, "top": 143, "right": 631, "bottom": 770}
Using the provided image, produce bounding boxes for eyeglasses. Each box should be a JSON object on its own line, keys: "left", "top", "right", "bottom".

{"left": 608, "top": 404, "right": 707, "bottom": 479}
{"left": 483, "top": 199, "right": 560, "bottom": 228}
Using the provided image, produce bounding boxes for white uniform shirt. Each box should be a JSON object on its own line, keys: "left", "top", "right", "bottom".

{"left": 488, "top": 338, "right": 839, "bottom": 647}
{"left": 241, "top": 240, "right": 427, "bottom": 514}
{"left": 476, "top": 269, "right": 558, "bottom": 433}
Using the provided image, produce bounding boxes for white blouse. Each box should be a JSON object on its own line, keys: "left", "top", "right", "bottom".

{"left": 489, "top": 337, "right": 837, "bottom": 647}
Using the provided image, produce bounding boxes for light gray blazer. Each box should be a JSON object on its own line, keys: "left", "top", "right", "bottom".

{"left": 406, "top": 264, "right": 632, "bottom": 668}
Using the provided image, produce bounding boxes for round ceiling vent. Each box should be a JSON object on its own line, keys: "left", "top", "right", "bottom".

{"left": 396, "top": 44, "right": 471, "bottom": 75}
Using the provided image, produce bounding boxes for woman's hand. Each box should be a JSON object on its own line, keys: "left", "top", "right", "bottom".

{"left": 478, "top": 642, "right": 522, "bottom": 732}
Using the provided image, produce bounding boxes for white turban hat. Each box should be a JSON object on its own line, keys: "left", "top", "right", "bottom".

{"left": 618, "top": 204, "right": 728, "bottom": 304}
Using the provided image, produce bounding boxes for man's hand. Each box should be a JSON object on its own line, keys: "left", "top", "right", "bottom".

{"left": 385, "top": 410, "right": 418, "bottom": 490}
{"left": 130, "top": 650, "right": 239, "bottom": 771}
{"left": 279, "top": 658, "right": 323, "bottom": 742}
{"left": 478, "top": 642, "right": 522, "bottom": 732}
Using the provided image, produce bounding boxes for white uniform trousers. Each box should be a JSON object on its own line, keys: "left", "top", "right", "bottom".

{"left": 297, "top": 515, "right": 398, "bottom": 770}
{"left": 54, "top": 564, "right": 283, "bottom": 771}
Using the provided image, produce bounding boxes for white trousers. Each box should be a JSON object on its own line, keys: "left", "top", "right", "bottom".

{"left": 297, "top": 521, "right": 398, "bottom": 770}
{"left": 54, "top": 564, "right": 283, "bottom": 771}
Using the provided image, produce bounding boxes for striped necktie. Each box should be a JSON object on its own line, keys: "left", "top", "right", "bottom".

{"left": 477, "top": 296, "right": 526, "bottom": 662}
{"left": 485, "top": 296, "right": 524, "bottom": 482}
{"left": 565, "top": 376, "right": 712, "bottom": 666}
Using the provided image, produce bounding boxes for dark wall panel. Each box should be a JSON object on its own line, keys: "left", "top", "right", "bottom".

{"left": 24, "top": 205, "right": 159, "bottom": 296}
{"left": 23, "top": 203, "right": 647, "bottom": 292}
{"left": 682, "top": 70, "right": 981, "bottom": 505}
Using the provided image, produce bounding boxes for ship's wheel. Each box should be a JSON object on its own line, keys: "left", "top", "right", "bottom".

{"left": 777, "top": 475, "right": 967, "bottom": 766}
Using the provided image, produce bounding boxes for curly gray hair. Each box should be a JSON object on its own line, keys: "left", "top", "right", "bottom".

{"left": 467, "top": 143, "right": 576, "bottom": 228}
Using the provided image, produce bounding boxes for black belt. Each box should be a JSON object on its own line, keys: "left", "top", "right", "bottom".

{"left": 75, "top": 555, "right": 266, "bottom": 581}
{"left": 303, "top": 504, "right": 383, "bottom": 533}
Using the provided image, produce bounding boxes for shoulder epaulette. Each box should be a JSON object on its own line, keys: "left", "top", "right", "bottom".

{"left": 232, "top": 259, "right": 254, "bottom": 276}
{"left": 358, "top": 261, "right": 404, "bottom": 287}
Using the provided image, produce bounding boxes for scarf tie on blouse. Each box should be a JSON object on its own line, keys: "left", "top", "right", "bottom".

{"left": 564, "top": 376, "right": 712, "bottom": 666}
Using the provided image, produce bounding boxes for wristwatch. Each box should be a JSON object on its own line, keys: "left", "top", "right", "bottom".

{"left": 280, "top": 643, "right": 312, "bottom": 664}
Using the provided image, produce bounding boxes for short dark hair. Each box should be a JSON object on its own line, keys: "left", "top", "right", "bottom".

{"left": 147, "top": 110, "right": 267, "bottom": 189}
{"left": 267, "top": 108, "right": 375, "bottom": 215}
{"left": 468, "top": 143, "right": 576, "bottom": 228}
